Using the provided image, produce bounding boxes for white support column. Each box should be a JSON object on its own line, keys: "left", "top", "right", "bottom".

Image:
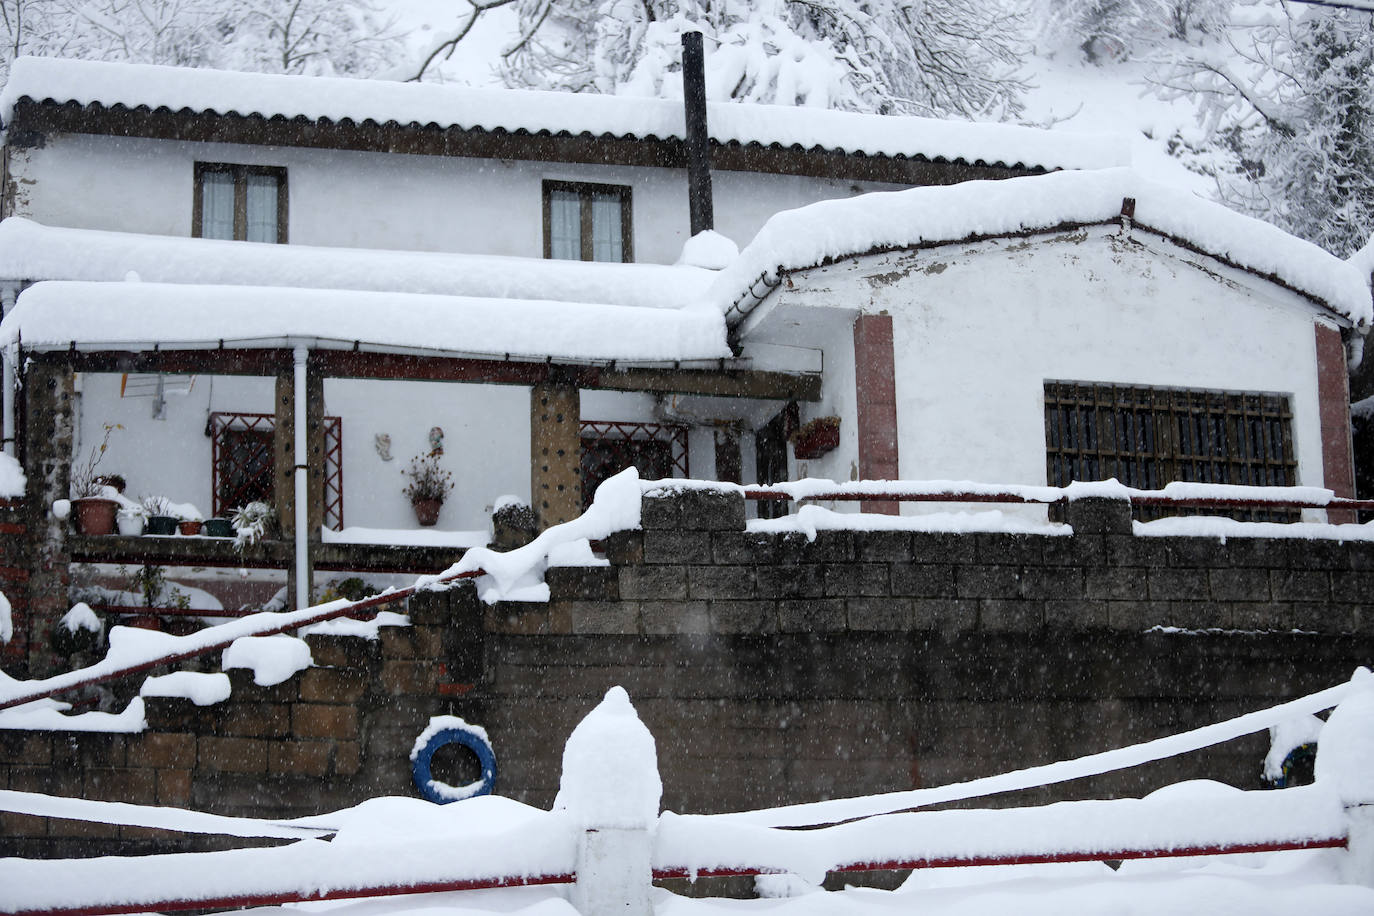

{"left": 293, "top": 346, "right": 309, "bottom": 610}
{"left": 562, "top": 687, "right": 661, "bottom": 916}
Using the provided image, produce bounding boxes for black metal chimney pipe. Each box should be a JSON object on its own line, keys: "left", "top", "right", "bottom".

{"left": 682, "top": 31, "right": 714, "bottom": 236}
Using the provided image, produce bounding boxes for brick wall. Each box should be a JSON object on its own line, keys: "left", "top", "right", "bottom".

{"left": 0, "top": 498, "right": 29, "bottom": 671}
{"left": 3, "top": 488, "right": 1373, "bottom": 857}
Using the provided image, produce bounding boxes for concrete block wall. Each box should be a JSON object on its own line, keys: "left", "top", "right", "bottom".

{"left": 477, "top": 490, "right": 1374, "bottom": 815}
{"left": 2, "top": 487, "right": 1373, "bottom": 857}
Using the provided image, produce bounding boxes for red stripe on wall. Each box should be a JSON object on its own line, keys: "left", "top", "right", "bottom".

{"left": 1315, "top": 322, "right": 1355, "bottom": 522}
{"left": 854, "top": 315, "right": 900, "bottom": 515}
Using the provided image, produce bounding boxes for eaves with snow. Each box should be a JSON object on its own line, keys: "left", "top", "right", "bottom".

{"left": 714, "top": 168, "right": 1373, "bottom": 331}
{"left": 0, "top": 218, "right": 716, "bottom": 311}
{"left": 0, "top": 280, "right": 730, "bottom": 366}
{"left": 0, "top": 57, "right": 1126, "bottom": 175}
{"left": 0, "top": 217, "right": 729, "bottom": 364}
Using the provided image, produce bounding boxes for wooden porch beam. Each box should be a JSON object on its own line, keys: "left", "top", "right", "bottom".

{"left": 29, "top": 349, "right": 822, "bottom": 400}
{"left": 585, "top": 366, "right": 822, "bottom": 401}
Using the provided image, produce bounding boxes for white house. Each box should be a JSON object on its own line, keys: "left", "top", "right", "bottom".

{"left": 0, "top": 54, "right": 1364, "bottom": 647}
{"left": 713, "top": 168, "right": 1370, "bottom": 515}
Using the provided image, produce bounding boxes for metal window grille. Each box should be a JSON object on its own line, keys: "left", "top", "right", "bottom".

{"left": 580, "top": 421, "right": 688, "bottom": 510}
{"left": 209, "top": 412, "right": 344, "bottom": 529}
{"left": 1044, "top": 381, "right": 1297, "bottom": 521}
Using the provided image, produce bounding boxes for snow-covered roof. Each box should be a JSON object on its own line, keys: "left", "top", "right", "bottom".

{"left": 0, "top": 57, "right": 1127, "bottom": 173}
{"left": 0, "top": 219, "right": 713, "bottom": 311}
{"left": 715, "top": 168, "right": 1373, "bottom": 328}
{"left": 0, "top": 281, "right": 730, "bottom": 364}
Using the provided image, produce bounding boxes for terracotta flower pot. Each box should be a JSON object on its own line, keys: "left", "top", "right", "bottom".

{"left": 71, "top": 497, "right": 119, "bottom": 536}
{"left": 412, "top": 499, "right": 442, "bottom": 527}
{"left": 178, "top": 520, "right": 203, "bottom": 536}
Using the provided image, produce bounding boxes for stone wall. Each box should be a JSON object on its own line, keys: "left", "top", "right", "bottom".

{"left": 0, "top": 590, "right": 484, "bottom": 857}
{"left": 2, "top": 488, "right": 1373, "bottom": 857}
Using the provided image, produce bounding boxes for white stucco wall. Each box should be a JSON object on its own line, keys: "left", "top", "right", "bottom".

{"left": 75, "top": 373, "right": 532, "bottom": 533}
{"left": 760, "top": 226, "right": 1335, "bottom": 492}
{"left": 74, "top": 374, "right": 745, "bottom": 532}
{"left": 9, "top": 133, "right": 902, "bottom": 263}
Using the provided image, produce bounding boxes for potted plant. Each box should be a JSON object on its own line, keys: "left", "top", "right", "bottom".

{"left": 402, "top": 452, "right": 453, "bottom": 527}
{"left": 231, "top": 501, "right": 277, "bottom": 549}
{"left": 178, "top": 515, "right": 204, "bottom": 536}
{"left": 68, "top": 424, "right": 123, "bottom": 535}
{"left": 789, "top": 415, "right": 841, "bottom": 460}
{"left": 116, "top": 504, "right": 147, "bottom": 536}
{"left": 142, "top": 496, "right": 179, "bottom": 536}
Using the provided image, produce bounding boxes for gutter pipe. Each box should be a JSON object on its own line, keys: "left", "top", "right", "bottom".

{"left": 293, "top": 346, "right": 308, "bottom": 609}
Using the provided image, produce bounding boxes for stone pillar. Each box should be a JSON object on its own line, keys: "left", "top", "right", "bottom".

{"left": 21, "top": 359, "right": 74, "bottom": 677}
{"left": 275, "top": 369, "right": 322, "bottom": 608}
{"left": 531, "top": 380, "right": 582, "bottom": 529}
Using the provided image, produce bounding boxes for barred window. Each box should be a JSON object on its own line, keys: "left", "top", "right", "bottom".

{"left": 580, "top": 421, "right": 687, "bottom": 510}
{"left": 1044, "top": 381, "right": 1296, "bottom": 520}
{"left": 209, "top": 412, "right": 344, "bottom": 529}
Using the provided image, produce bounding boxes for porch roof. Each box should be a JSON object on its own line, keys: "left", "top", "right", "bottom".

{"left": 0, "top": 280, "right": 731, "bottom": 366}
{"left": 0, "top": 219, "right": 715, "bottom": 312}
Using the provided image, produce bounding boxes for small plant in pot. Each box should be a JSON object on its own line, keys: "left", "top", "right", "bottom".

{"left": 142, "top": 496, "right": 179, "bottom": 535}
{"left": 69, "top": 424, "right": 123, "bottom": 535}
{"left": 403, "top": 452, "right": 453, "bottom": 527}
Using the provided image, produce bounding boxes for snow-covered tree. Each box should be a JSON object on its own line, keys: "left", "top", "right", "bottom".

{"left": 1036, "top": 0, "right": 1228, "bottom": 62}
{"left": 1153, "top": 3, "right": 1374, "bottom": 257}
{"left": 0, "top": 0, "right": 401, "bottom": 84}
{"left": 461, "top": 0, "right": 1030, "bottom": 120}
{"left": 214, "top": 0, "right": 401, "bottom": 76}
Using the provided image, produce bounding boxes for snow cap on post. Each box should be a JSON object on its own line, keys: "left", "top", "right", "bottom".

{"left": 555, "top": 686, "right": 662, "bottom": 830}
{"left": 1316, "top": 667, "right": 1374, "bottom": 805}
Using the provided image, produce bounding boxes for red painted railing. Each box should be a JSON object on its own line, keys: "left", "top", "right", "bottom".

{"left": 0, "top": 569, "right": 484, "bottom": 712}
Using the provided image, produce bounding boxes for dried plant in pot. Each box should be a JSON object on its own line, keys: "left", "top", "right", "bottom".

{"left": 142, "top": 496, "right": 178, "bottom": 536}
{"left": 69, "top": 424, "right": 123, "bottom": 535}
{"left": 403, "top": 452, "right": 454, "bottom": 527}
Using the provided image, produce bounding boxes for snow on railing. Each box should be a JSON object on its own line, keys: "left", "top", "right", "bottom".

{"left": 4, "top": 672, "right": 1373, "bottom": 916}
{"left": 735, "top": 478, "right": 1374, "bottom": 512}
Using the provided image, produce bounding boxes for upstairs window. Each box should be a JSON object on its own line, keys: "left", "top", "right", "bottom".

{"left": 543, "top": 180, "right": 632, "bottom": 262}
{"left": 194, "top": 163, "right": 287, "bottom": 243}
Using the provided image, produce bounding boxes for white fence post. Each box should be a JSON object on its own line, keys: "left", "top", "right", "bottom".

{"left": 559, "top": 686, "right": 662, "bottom": 916}
{"left": 1315, "top": 669, "right": 1374, "bottom": 887}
